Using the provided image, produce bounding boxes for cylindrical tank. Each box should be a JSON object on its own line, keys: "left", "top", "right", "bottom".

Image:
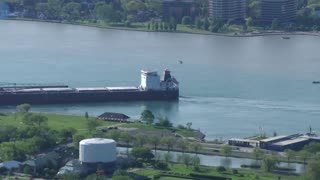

{"left": 79, "top": 138, "right": 117, "bottom": 163}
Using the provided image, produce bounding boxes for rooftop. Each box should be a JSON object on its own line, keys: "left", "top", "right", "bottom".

{"left": 229, "top": 138, "right": 259, "bottom": 143}
{"left": 260, "top": 135, "right": 288, "bottom": 142}
{"left": 80, "top": 138, "right": 115, "bottom": 145}
{"left": 273, "top": 137, "right": 309, "bottom": 146}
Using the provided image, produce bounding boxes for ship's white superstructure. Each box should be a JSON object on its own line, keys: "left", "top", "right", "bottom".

{"left": 140, "top": 69, "right": 178, "bottom": 91}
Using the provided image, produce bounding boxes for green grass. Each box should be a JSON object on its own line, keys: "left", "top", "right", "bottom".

{"left": 0, "top": 112, "right": 118, "bottom": 132}
{"left": 120, "top": 123, "right": 199, "bottom": 138}
{"left": 159, "top": 177, "right": 188, "bottom": 180}
{"left": 134, "top": 163, "right": 301, "bottom": 180}
{"left": 120, "top": 122, "right": 158, "bottom": 130}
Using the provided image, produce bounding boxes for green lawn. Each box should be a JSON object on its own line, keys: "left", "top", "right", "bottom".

{"left": 120, "top": 122, "right": 199, "bottom": 138}
{"left": 134, "top": 163, "right": 301, "bottom": 180}
{"left": 0, "top": 112, "right": 118, "bottom": 132}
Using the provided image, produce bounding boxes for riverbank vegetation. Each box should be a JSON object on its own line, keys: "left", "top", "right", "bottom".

{"left": 2, "top": 0, "right": 320, "bottom": 35}
{"left": 1, "top": 105, "right": 320, "bottom": 179}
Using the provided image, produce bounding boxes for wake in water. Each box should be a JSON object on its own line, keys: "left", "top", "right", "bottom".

{"left": 180, "top": 96, "right": 320, "bottom": 114}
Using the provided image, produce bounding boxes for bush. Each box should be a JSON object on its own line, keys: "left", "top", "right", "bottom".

{"left": 23, "top": 165, "right": 33, "bottom": 174}
{"left": 182, "top": 16, "right": 192, "bottom": 25}
{"left": 232, "top": 169, "right": 238, "bottom": 174}
{"left": 155, "top": 161, "right": 168, "bottom": 170}
{"left": 217, "top": 166, "right": 226, "bottom": 172}
{"left": 177, "top": 124, "right": 186, "bottom": 129}
{"left": 190, "top": 173, "right": 230, "bottom": 180}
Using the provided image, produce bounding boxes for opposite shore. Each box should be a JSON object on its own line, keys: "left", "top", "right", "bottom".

{"left": 2, "top": 18, "right": 320, "bottom": 38}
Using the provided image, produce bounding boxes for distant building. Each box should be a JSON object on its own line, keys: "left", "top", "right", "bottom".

{"left": 98, "top": 112, "right": 130, "bottom": 122}
{"left": 259, "top": 134, "right": 320, "bottom": 151}
{"left": 228, "top": 138, "right": 259, "bottom": 147}
{"left": 208, "top": 0, "right": 246, "bottom": 21}
{"left": 260, "top": 0, "right": 298, "bottom": 24}
{"left": 161, "top": 0, "right": 196, "bottom": 22}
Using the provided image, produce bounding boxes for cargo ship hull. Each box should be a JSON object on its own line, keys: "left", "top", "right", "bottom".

{"left": 0, "top": 69, "right": 179, "bottom": 105}
{"left": 0, "top": 90, "right": 179, "bottom": 105}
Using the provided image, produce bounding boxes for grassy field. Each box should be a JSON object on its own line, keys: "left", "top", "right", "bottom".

{"left": 134, "top": 163, "right": 301, "bottom": 180}
{"left": 120, "top": 122, "right": 200, "bottom": 138}
{"left": 0, "top": 112, "right": 118, "bottom": 132}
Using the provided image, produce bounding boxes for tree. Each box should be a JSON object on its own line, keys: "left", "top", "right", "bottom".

{"left": 262, "top": 154, "right": 277, "bottom": 172}
{"left": 121, "top": 131, "right": 134, "bottom": 154}
{"left": 62, "top": 2, "right": 81, "bottom": 21}
{"left": 186, "top": 122, "right": 192, "bottom": 129}
{"left": 271, "top": 18, "right": 279, "bottom": 30}
{"left": 192, "top": 155, "right": 201, "bottom": 170}
{"left": 304, "top": 160, "right": 320, "bottom": 180}
{"left": 284, "top": 149, "right": 295, "bottom": 163}
{"left": 47, "top": 0, "right": 62, "bottom": 19}
{"left": 86, "top": 119, "right": 100, "bottom": 134}
{"left": 36, "top": 3, "right": 50, "bottom": 18}
{"left": 23, "top": 113, "right": 48, "bottom": 127}
{"left": 177, "top": 139, "right": 189, "bottom": 153}
{"left": 16, "top": 104, "right": 31, "bottom": 113}
{"left": 155, "top": 22, "right": 159, "bottom": 31}
{"left": 246, "top": 17, "right": 253, "bottom": 27}
{"left": 221, "top": 145, "right": 232, "bottom": 158}
{"left": 253, "top": 147, "right": 264, "bottom": 160}
{"left": 134, "top": 133, "right": 147, "bottom": 147}
{"left": 161, "top": 136, "right": 176, "bottom": 152}
{"left": 60, "top": 127, "right": 77, "bottom": 140}
{"left": 195, "top": 18, "right": 202, "bottom": 29}
{"left": 107, "top": 129, "right": 121, "bottom": 141}
{"left": 23, "top": 165, "right": 33, "bottom": 174}
{"left": 95, "top": 2, "right": 115, "bottom": 22}
{"left": 203, "top": 18, "right": 210, "bottom": 30}
{"left": 140, "top": 109, "right": 155, "bottom": 125}
{"left": 124, "top": 0, "right": 146, "bottom": 14}
{"left": 164, "top": 22, "right": 169, "bottom": 30}
{"left": 160, "top": 22, "right": 164, "bottom": 31}
{"left": 299, "top": 150, "right": 310, "bottom": 164}
{"left": 73, "top": 134, "right": 85, "bottom": 149}
{"left": 148, "top": 135, "right": 161, "bottom": 154}
{"left": 177, "top": 154, "right": 192, "bottom": 168}
{"left": 191, "top": 142, "right": 202, "bottom": 155}
{"left": 156, "top": 117, "right": 172, "bottom": 127}
{"left": 182, "top": 16, "right": 192, "bottom": 25}
{"left": 85, "top": 112, "right": 89, "bottom": 119}
{"left": 164, "top": 153, "right": 172, "bottom": 164}
{"left": 169, "top": 17, "right": 177, "bottom": 31}
{"left": 131, "top": 146, "right": 154, "bottom": 162}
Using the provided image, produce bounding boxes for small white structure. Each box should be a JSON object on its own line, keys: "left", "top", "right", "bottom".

{"left": 79, "top": 138, "right": 117, "bottom": 163}
{"left": 140, "top": 70, "right": 161, "bottom": 90}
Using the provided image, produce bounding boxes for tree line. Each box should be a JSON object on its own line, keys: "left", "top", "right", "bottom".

{"left": 0, "top": 104, "right": 77, "bottom": 162}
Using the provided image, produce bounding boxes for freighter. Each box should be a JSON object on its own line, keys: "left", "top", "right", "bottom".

{"left": 0, "top": 69, "right": 179, "bottom": 105}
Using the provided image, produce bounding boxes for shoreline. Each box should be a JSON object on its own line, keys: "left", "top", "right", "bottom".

{"left": 2, "top": 18, "right": 320, "bottom": 38}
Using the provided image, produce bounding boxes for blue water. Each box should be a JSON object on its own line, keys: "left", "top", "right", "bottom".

{"left": 1, "top": 20, "right": 320, "bottom": 139}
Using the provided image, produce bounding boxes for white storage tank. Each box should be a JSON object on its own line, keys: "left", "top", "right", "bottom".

{"left": 79, "top": 138, "right": 117, "bottom": 163}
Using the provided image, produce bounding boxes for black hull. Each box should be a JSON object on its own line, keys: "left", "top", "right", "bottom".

{"left": 0, "top": 90, "right": 179, "bottom": 105}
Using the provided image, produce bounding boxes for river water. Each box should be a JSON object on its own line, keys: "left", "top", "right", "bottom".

{"left": 1, "top": 20, "right": 320, "bottom": 140}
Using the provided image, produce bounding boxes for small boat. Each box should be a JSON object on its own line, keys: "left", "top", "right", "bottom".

{"left": 178, "top": 60, "right": 183, "bottom": 64}
{"left": 312, "top": 81, "right": 320, "bottom": 84}
{"left": 282, "top": 36, "right": 290, "bottom": 40}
